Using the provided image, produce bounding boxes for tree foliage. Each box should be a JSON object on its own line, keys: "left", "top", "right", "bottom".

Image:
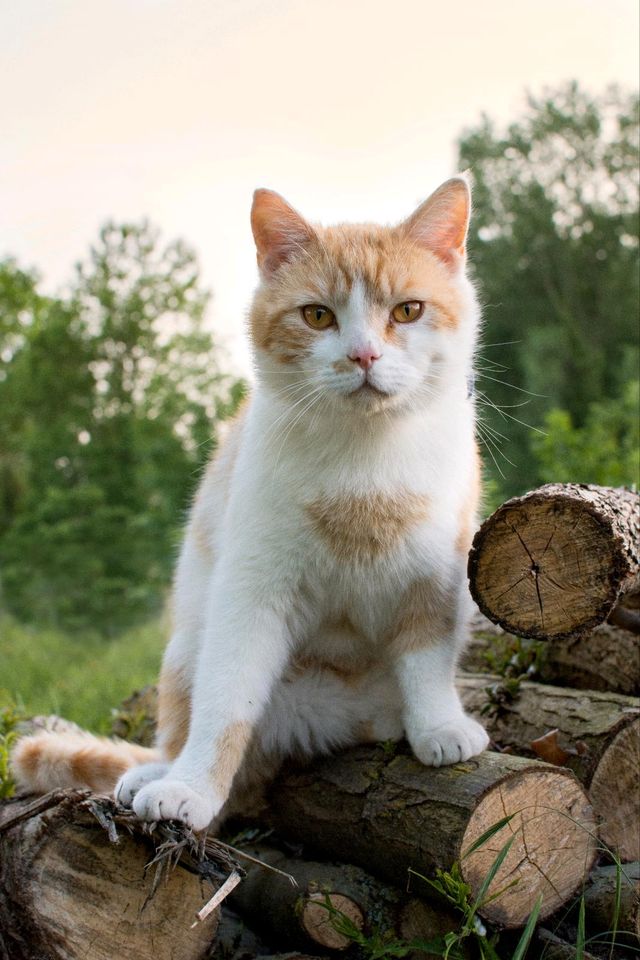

{"left": 532, "top": 379, "right": 639, "bottom": 488}
{"left": 458, "top": 82, "right": 639, "bottom": 495}
{"left": 0, "top": 224, "right": 244, "bottom": 632}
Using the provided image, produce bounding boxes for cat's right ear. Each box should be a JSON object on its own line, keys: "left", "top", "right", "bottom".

{"left": 251, "top": 189, "right": 316, "bottom": 277}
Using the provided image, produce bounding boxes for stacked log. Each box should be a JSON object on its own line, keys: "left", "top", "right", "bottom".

{"left": 468, "top": 483, "right": 640, "bottom": 640}
{"left": 0, "top": 791, "right": 222, "bottom": 960}
{"left": 457, "top": 673, "right": 640, "bottom": 860}
{"left": 229, "top": 845, "right": 464, "bottom": 957}
{"left": 463, "top": 609, "right": 640, "bottom": 696}
{"left": 265, "top": 745, "right": 596, "bottom": 928}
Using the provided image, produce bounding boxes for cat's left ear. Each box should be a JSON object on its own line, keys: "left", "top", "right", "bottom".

{"left": 251, "top": 189, "right": 316, "bottom": 277}
{"left": 401, "top": 177, "right": 470, "bottom": 269}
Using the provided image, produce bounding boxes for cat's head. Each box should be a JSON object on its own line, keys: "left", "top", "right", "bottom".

{"left": 248, "top": 178, "right": 479, "bottom": 415}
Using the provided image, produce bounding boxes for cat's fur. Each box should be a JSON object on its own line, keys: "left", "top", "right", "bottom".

{"left": 13, "top": 177, "right": 489, "bottom": 830}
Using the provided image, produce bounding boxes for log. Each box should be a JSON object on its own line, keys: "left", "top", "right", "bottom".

{"left": 590, "top": 721, "right": 640, "bottom": 863}
{"left": 209, "top": 907, "right": 269, "bottom": 960}
{"left": 462, "top": 609, "right": 640, "bottom": 697}
{"left": 582, "top": 861, "right": 640, "bottom": 943}
{"left": 538, "top": 623, "right": 640, "bottom": 697}
{"left": 0, "top": 790, "right": 224, "bottom": 960}
{"left": 536, "top": 929, "right": 598, "bottom": 960}
{"left": 458, "top": 673, "right": 640, "bottom": 861}
{"left": 265, "top": 744, "right": 597, "bottom": 929}
{"left": 468, "top": 483, "right": 640, "bottom": 641}
{"left": 230, "top": 844, "right": 464, "bottom": 957}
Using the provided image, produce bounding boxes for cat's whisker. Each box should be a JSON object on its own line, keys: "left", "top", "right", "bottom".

{"left": 475, "top": 371, "right": 547, "bottom": 399}
{"left": 476, "top": 390, "right": 547, "bottom": 436}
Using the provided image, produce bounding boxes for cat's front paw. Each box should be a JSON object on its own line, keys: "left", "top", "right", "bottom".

{"left": 115, "top": 762, "right": 170, "bottom": 806}
{"left": 411, "top": 715, "right": 489, "bottom": 767}
{"left": 132, "top": 778, "right": 218, "bottom": 831}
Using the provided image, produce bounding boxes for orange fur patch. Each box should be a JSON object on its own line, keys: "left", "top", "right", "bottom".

{"left": 210, "top": 721, "right": 252, "bottom": 798}
{"left": 387, "top": 578, "right": 455, "bottom": 654}
{"left": 356, "top": 720, "right": 376, "bottom": 743}
{"left": 157, "top": 667, "right": 191, "bottom": 761}
{"left": 11, "top": 732, "right": 156, "bottom": 793}
{"left": 306, "top": 490, "right": 430, "bottom": 563}
{"left": 455, "top": 443, "right": 482, "bottom": 555}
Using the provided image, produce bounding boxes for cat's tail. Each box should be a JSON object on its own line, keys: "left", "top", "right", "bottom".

{"left": 11, "top": 724, "right": 160, "bottom": 795}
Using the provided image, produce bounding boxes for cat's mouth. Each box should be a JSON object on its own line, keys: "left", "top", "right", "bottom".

{"left": 349, "top": 380, "right": 390, "bottom": 398}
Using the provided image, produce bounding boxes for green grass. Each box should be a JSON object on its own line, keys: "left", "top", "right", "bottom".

{"left": 0, "top": 613, "right": 164, "bottom": 732}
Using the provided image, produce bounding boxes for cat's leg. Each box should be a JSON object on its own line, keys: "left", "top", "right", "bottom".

{"left": 114, "top": 650, "right": 192, "bottom": 804}
{"left": 393, "top": 580, "right": 489, "bottom": 766}
{"left": 132, "top": 579, "right": 293, "bottom": 830}
{"left": 117, "top": 542, "right": 208, "bottom": 804}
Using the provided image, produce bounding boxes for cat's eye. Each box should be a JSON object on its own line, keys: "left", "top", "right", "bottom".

{"left": 302, "top": 304, "right": 336, "bottom": 330}
{"left": 392, "top": 301, "right": 424, "bottom": 323}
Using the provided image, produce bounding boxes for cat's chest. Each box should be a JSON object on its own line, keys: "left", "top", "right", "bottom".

{"left": 304, "top": 488, "right": 432, "bottom": 566}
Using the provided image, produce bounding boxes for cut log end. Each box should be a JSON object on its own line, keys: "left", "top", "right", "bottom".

{"left": 461, "top": 767, "right": 596, "bottom": 925}
{"left": 468, "top": 484, "right": 640, "bottom": 641}
{"left": 589, "top": 718, "right": 640, "bottom": 861}
{"left": 301, "top": 892, "right": 364, "bottom": 949}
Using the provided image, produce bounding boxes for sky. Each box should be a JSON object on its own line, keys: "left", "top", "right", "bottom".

{"left": 1, "top": 0, "right": 638, "bottom": 377}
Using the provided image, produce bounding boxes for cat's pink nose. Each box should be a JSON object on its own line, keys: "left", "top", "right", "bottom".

{"left": 348, "top": 347, "right": 381, "bottom": 371}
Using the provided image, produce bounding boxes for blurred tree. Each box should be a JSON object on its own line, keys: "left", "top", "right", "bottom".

{"left": 458, "top": 82, "right": 639, "bottom": 496}
{"left": 532, "top": 379, "right": 639, "bottom": 488}
{"left": 0, "top": 224, "right": 245, "bottom": 632}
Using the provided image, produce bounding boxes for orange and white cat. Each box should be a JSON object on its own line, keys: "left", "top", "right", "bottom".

{"left": 13, "top": 177, "right": 489, "bottom": 830}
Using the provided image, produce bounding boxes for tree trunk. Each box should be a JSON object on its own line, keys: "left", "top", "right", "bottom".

{"left": 265, "top": 744, "right": 596, "bottom": 929}
{"left": 458, "top": 674, "right": 640, "bottom": 861}
{"left": 462, "top": 609, "right": 640, "bottom": 697}
{"left": 467, "top": 483, "right": 640, "bottom": 641}
{"left": 230, "top": 844, "right": 463, "bottom": 957}
{"left": 0, "top": 791, "right": 221, "bottom": 960}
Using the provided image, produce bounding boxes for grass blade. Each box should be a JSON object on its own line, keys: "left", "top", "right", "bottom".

{"left": 512, "top": 895, "right": 543, "bottom": 960}
{"left": 470, "top": 834, "right": 516, "bottom": 916}
{"left": 576, "top": 896, "right": 586, "bottom": 960}
{"left": 462, "top": 815, "right": 515, "bottom": 859}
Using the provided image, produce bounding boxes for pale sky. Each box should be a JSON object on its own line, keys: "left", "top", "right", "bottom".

{"left": 2, "top": 0, "right": 638, "bottom": 377}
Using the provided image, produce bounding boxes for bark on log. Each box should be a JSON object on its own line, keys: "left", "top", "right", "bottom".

{"left": 230, "top": 844, "right": 464, "bottom": 957}
{"left": 458, "top": 673, "right": 640, "bottom": 861}
{"left": 462, "top": 609, "right": 640, "bottom": 697}
{"left": 265, "top": 744, "right": 597, "bottom": 929}
{"left": 583, "top": 861, "right": 640, "bottom": 944}
{"left": 538, "top": 623, "right": 640, "bottom": 697}
{"left": 0, "top": 791, "right": 222, "bottom": 960}
{"left": 589, "top": 721, "right": 640, "bottom": 863}
{"left": 536, "top": 929, "right": 598, "bottom": 960}
{"left": 468, "top": 483, "right": 640, "bottom": 641}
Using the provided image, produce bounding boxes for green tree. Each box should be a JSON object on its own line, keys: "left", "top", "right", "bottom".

{"left": 458, "top": 82, "right": 639, "bottom": 495}
{"left": 0, "top": 223, "right": 244, "bottom": 632}
{"left": 532, "top": 379, "right": 639, "bottom": 487}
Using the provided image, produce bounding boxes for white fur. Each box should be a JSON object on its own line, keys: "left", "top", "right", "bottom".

{"left": 119, "top": 196, "right": 489, "bottom": 831}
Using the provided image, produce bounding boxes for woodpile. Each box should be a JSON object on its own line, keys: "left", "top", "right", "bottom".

{"left": 1, "top": 481, "right": 638, "bottom": 958}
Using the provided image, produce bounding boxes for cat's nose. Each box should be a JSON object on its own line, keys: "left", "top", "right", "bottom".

{"left": 348, "top": 347, "right": 381, "bottom": 371}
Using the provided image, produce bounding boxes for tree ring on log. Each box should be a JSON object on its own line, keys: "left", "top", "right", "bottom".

{"left": 468, "top": 485, "right": 639, "bottom": 640}
{"left": 589, "top": 719, "right": 640, "bottom": 862}
{"left": 460, "top": 769, "right": 596, "bottom": 926}
{"left": 302, "top": 892, "right": 364, "bottom": 949}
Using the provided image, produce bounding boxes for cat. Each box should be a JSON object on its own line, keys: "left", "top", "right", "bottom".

{"left": 12, "top": 176, "right": 489, "bottom": 831}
